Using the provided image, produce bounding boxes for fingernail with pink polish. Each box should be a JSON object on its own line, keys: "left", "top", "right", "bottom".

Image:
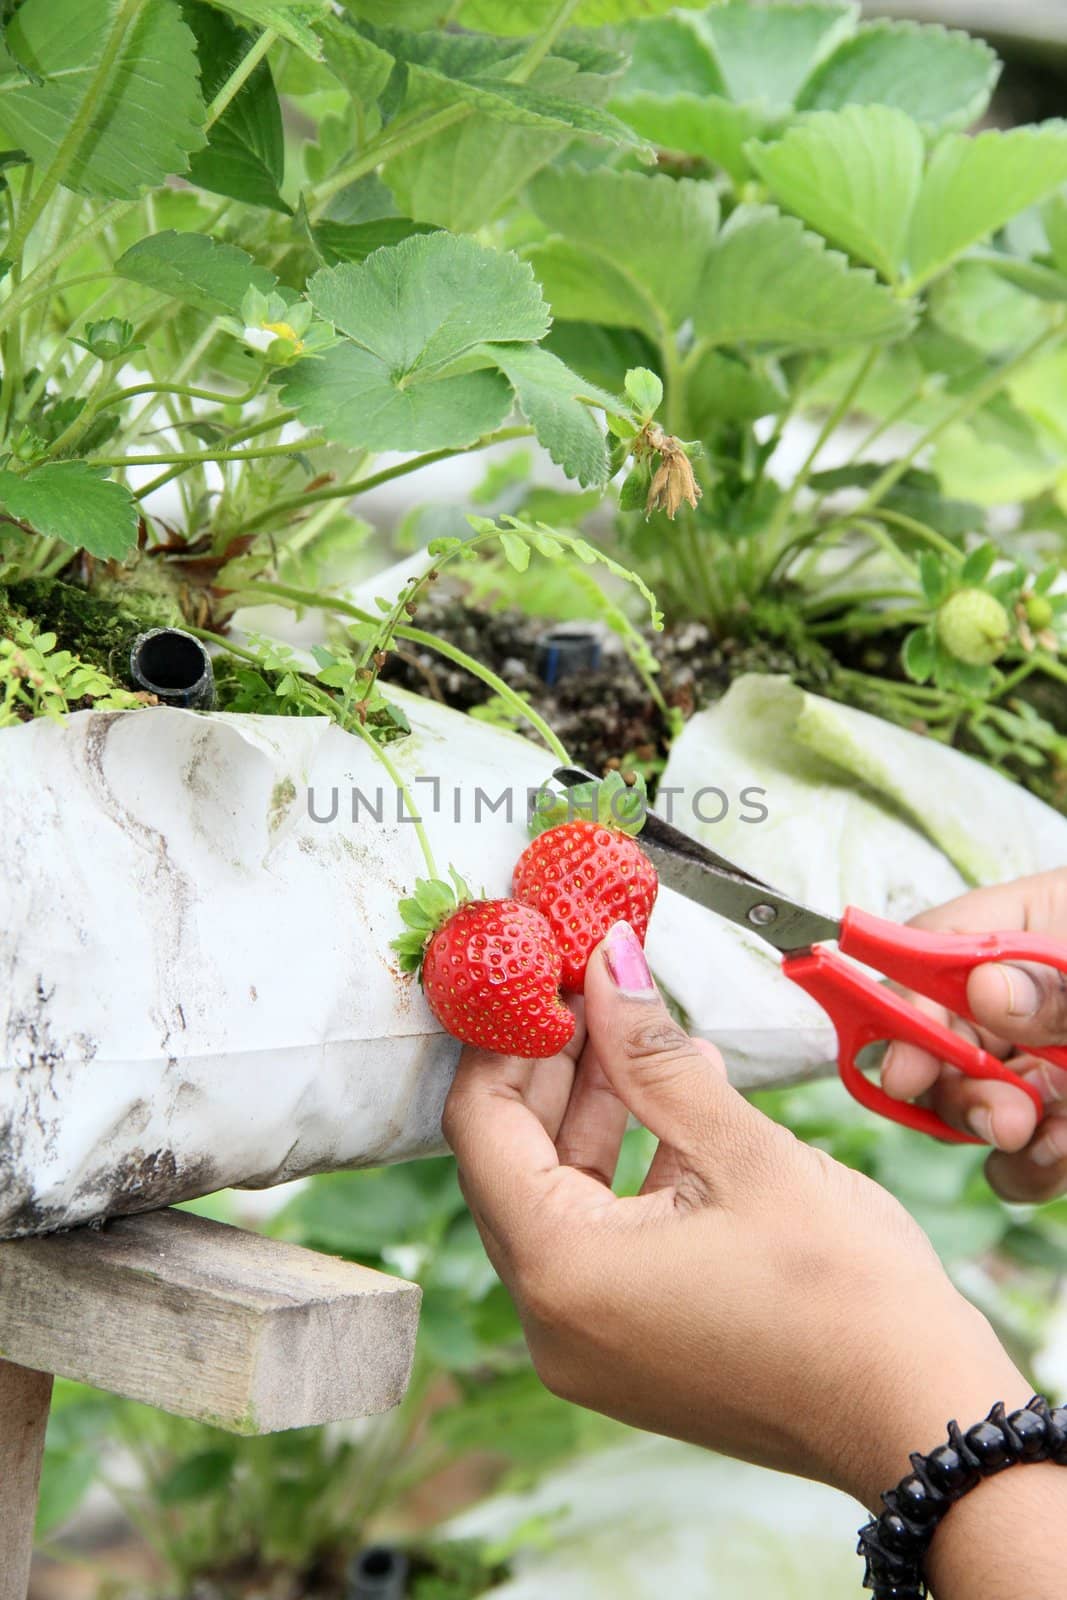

{"left": 603, "top": 920, "right": 655, "bottom": 997}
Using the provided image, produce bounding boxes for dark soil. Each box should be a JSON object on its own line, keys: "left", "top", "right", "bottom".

{"left": 381, "top": 596, "right": 835, "bottom": 777}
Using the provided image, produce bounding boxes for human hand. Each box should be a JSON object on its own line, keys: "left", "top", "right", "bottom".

{"left": 882, "top": 869, "right": 1067, "bottom": 1202}
{"left": 443, "top": 920, "right": 1026, "bottom": 1511}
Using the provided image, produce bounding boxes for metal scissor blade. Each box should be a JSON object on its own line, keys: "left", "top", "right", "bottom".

{"left": 549, "top": 766, "right": 840, "bottom": 955}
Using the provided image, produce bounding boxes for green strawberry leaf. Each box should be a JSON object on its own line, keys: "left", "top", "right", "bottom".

{"left": 907, "top": 125, "right": 1067, "bottom": 293}
{"left": 481, "top": 343, "right": 617, "bottom": 488}
{"left": 115, "top": 231, "right": 277, "bottom": 316}
{"left": 902, "top": 626, "right": 936, "bottom": 684}
{"left": 201, "top": 0, "right": 328, "bottom": 58}
{"left": 0, "top": 0, "right": 206, "bottom": 200}
{"left": 184, "top": 2, "right": 289, "bottom": 213}
{"left": 528, "top": 168, "right": 721, "bottom": 340}
{"left": 746, "top": 106, "right": 925, "bottom": 283}
{"left": 281, "top": 234, "right": 552, "bottom": 453}
{"left": 694, "top": 205, "right": 915, "bottom": 347}
{"left": 0, "top": 462, "right": 138, "bottom": 560}
{"left": 613, "top": 91, "right": 767, "bottom": 187}
{"left": 699, "top": 0, "right": 857, "bottom": 111}
{"left": 796, "top": 19, "right": 1000, "bottom": 133}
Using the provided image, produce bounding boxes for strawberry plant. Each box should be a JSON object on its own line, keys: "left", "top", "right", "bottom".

{"left": 0, "top": 0, "right": 1063, "bottom": 806}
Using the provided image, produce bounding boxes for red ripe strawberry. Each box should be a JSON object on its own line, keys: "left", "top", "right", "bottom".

{"left": 514, "top": 777, "right": 658, "bottom": 993}
{"left": 393, "top": 875, "right": 574, "bottom": 1059}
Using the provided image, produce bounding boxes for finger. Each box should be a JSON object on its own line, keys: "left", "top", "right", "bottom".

{"left": 583, "top": 921, "right": 768, "bottom": 1189}
{"left": 987, "top": 1110, "right": 1067, "bottom": 1204}
{"left": 524, "top": 998, "right": 587, "bottom": 1141}
{"left": 554, "top": 1041, "right": 631, "bottom": 1188}
{"left": 639, "top": 1040, "right": 725, "bottom": 1196}
{"left": 442, "top": 1042, "right": 608, "bottom": 1249}
{"left": 922, "top": 1066, "right": 1041, "bottom": 1152}
{"left": 908, "top": 874, "right": 1065, "bottom": 937}
{"left": 967, "top": 960, "right": 1067, "bottom": 1050}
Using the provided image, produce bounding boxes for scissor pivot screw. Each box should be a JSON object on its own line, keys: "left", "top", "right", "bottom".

{"left": 748, "top": 903, "right": 778, "bottom": 927}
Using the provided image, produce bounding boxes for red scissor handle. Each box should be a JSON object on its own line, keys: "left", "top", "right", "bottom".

{"left": 839, "top": 908, "right": 1067, "bottom": 1073}
{"left": 782, "top": 905, "right": 1062, "bottom": 1143}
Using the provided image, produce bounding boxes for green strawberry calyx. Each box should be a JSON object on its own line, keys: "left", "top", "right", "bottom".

{"left": 529, "top": 768, "right": 648, "bottom": 840}
{"left": 392, "top": 867, "right": 472, "bottom": 977}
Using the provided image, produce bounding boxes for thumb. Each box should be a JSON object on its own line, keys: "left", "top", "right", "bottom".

{"left": 584, "top": 920, "right": 762, "bottom": 1167}
{"left": 968, "top": 961, "right": 1067, "bottom": 1050}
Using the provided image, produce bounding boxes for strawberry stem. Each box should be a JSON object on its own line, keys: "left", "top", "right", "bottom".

{"left": 346, "top": 717, "right": 439, "bottom": 881}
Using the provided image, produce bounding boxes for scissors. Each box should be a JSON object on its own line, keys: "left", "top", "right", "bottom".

{"left": 552, "top": 766, "right": 1067, "bottom": 1145}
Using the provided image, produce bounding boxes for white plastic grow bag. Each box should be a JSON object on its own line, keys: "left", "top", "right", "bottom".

{"left": 3, "top": 676, "right": 1066, "bottom": 1238}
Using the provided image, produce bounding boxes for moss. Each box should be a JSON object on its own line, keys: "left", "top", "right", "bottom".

{"left": 6, "top": 576, "right": 181, "bottom": 676}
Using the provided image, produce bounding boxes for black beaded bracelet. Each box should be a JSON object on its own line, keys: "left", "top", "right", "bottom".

{"left": 858, "top": 1395, "right": 1067, "bottom": 1599}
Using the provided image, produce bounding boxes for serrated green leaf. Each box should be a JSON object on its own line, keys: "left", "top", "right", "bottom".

{"left": 280, "top": 233, "right": 549, "bottom": 452}
{"left": 619, "top": 462, "right": 650, "bottom": 511}
{"left": 380, "top": 30, "right": 644, "bottom": 230}
{"left": 700, "top": 0, "right": 858, "bottom": 111}
{"left": 526, "top": 239, "right": 660, "bottom": 341}
{"left": 933, "top": 399, "right": 1060, "bottom": 507}
{"left": 319, "top": 12, "right": 393, "bottom": 100}
{"left": 484, "top": 343, "right": 615, "bottom": 487}
{"left": 0, "top": 463, "right": 137, "bottom": 559}
{"left": 797, "top": 19, "right": 999, "bottom": 133}
{"left": 974, "top": 252, "right": 1067, "bottom": 305}
{"left": 929, "top": 261, "right": 1049, "bottom": 355}
{"left": 746, "top": 106, "right": 924, "bottom": 282}
{"left": 544, "top": 323, "right": 659, "bottom": 398}
{"left": 613, "top": 91, "right": 766, "bottom": 186}
{"left": 694, "top": 205, "right": 914, "bottom": 348}
{"left": 457, "top": 0, "right": 686, "bottom": 29}
{"left": 907, "top": 124, "right": 1067, "bottom": 293}
{"left": 313, "top": 217, "right": 439, "bottom": 265}
{"left": 184, "top": 2, "right": 288, "bottom": 213}
{"left": 624, "top": 366, "right": 663, "bottom": 417}
{"left": 962, "top": 543, "right": 997, "bottom": 585}
{"left": 202, "top": 0, "right": 327, "bottom": 58}
{"left": 529, "top": 167, "right": 720, "bottom": 334}
{"left": 685, "top": 348, "right": 786, "bottom": 432}
{"left": 498, "top": 530, "right": 530, "bottom": 572}
{"left": 618, "top": 14, "right": 723, "bottom": 100}
{"left": 902, "top": 627, "right": 936, "bottom": 683}
{"left": 0, "top": 0, "right": 206, "bottom": 199}
{"left": 115, "top": 231, "right": 277, "bottom": 315}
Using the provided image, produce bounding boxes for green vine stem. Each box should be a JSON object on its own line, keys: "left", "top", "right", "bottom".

{"left": 92, "top": 433, "right": 322, "bottom": 472}
{"left": 236, "top": 427, "right": 535, "bottom": 537}
{"left": 187, "top": 623, "right": 441, "bottom": 879}
{"left": 853, "top": 318, "right": 1067, "bottom": 518}
{"left": 205, "top": 29, "right": 276, "bottom": 132}
{"left": 767, "top": 346, "right": 878, "bottom": 545}
{"left": 511, "top": 0, "right": 583, "bottom": 82}
{"left": 242, "top": 577, "right": 571, "bottom": 765}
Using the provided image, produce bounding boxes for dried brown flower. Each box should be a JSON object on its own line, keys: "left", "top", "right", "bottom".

{"left": 634, "top": 421, "right": 702, "bottom": 520}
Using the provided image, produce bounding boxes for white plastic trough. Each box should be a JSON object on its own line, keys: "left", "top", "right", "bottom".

{"left": 3, "top": 677, "right": 1066, "bottom": 1238}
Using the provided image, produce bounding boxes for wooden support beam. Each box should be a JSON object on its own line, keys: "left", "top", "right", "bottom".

{"left": 0, "top": 1360, "right": 53, "bottom": 1600}
{"left": 0, "top": 1209, "right": 421, "bottom": 1436}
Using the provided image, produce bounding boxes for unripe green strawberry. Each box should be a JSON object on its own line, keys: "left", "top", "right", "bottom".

{"left": 393, "top": 878, "right": 573, "bottom": 1059}
{"left": 1026, "top": 594, "right": 1055, "bottom": 631}
{"left": 513, "top": 819, "right": 658, "bottom": 992}
{"left": 935, "top": 589, "right": 1011, "bottom": 667}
